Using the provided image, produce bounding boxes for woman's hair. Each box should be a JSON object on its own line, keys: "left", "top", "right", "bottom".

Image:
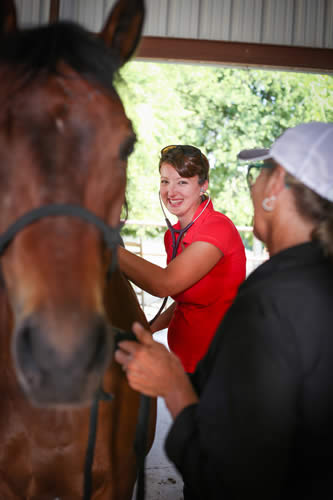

{"left": 285, "top": 171, "right": 333, "bottom": 261}
{"left": 159, "top": 145, "right": 209, "bottom": 185}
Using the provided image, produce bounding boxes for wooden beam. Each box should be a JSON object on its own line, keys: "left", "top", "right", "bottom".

{"left": 136, "top": 37, "right": 333, "bottom": 74}
{"left": 49, "top": 0, "right": 60, "bottom": 23}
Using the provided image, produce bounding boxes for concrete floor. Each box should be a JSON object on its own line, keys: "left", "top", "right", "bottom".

{"left": 131, "top": 331, "right": 184, "bottom": 500}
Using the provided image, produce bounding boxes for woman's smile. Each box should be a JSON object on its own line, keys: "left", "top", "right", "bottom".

{"left": 168, "top": 197, "right": 183, "bottom": 207}
{"left": 160, "top": 162, "right": 206, "bottom": 227}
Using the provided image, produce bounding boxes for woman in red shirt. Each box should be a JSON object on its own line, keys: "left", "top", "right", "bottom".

{"left": 118, "top": 145, "right": 246, "bottom": 372}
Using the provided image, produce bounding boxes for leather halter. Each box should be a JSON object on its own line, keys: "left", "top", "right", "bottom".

{"left": 0, "top": 203, "right": 149, "bottom": 500}
{"left": 0, "top": 203, "right": 123, "bottom": 273}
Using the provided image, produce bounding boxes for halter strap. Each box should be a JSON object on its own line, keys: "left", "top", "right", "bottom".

{"left": 83, "top": 327, "right": 149, "bottom": 500}
{"left": 0, "top": 203, "right": 123, "bottom": 274}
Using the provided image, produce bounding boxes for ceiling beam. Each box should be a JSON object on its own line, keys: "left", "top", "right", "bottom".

{"left": 49, "top": 0, "right": 60, "bottom": 23}
{"left": 137, "top": 37, "right": 333, "bottom": 74}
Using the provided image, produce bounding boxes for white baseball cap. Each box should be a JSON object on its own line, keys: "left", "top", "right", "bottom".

{"left": 238, "top": 122, "right": 333, "bottom": 202}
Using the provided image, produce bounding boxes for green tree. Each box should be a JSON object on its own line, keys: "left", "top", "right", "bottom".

{"left": 117, "top": 62, "right": 333, "bottom": 236}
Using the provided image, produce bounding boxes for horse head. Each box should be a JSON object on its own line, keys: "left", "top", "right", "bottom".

{"left": 0, "top": 0, "right": 145, "bottom": 406}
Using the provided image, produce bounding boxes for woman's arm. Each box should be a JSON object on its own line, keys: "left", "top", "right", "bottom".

{"left": 118, "top": 241, "right": 222, "bottom": 298}
{"left": 150, "top": 302, "right": 176, "bottom": 333}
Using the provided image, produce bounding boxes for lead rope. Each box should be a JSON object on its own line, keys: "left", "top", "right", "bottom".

{"left": 83, "top": 328, "right": 149, "bottom": 500}
{"left": 83, "top": 387, "right": 114, "bottom": 500}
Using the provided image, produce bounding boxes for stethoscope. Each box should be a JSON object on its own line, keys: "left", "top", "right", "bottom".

{"left": 159, "top": 191, "right": 211, "bottom": 259}
{"left": 149, "top": 192, "right": 211, "bottom": 324}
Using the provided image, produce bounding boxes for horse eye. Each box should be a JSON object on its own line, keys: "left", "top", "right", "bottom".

{"left": 119, "top": 136, "right": 136, "bottom": 162}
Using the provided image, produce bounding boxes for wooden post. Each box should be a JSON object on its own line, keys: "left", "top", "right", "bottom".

{"left": 49, "top": 0, "right": 60, "bottom": 23}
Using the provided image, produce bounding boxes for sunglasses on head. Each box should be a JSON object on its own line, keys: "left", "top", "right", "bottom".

{"left": 161, "top": 145, "right": 204, "bottom": 159}
{"left": 246, "top": 161, "right": 275, "bottom": 188}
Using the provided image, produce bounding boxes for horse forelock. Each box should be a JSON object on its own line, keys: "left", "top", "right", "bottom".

{"left": 0, "top": 20, "right": 134, "bottom": 194}
{"left": 0, "top": 21, "right": 121, "bottom": 93}
{"left": 0, "top": 20, "right": 138, "bottom": 191}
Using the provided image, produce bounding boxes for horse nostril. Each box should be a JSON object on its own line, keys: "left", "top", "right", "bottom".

{"left": 19, "top": 322, "right": 32, "bottom": 355}
{"left": 16, "top": 320, "right": 33, "bottom": 364}
{"left": 14, "top": 319, "right": 42, "bottom": 389}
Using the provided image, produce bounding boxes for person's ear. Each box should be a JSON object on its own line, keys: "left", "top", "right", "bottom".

{"left": 200, "top": 180, "right": 209, "bottom": 193}
{"left": 265, "top": 164, "right": 287, "bottom": 198}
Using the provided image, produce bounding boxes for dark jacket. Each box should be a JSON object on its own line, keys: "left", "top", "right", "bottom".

{"left": 165, "top": 242, "right": 333, "bottom": 499}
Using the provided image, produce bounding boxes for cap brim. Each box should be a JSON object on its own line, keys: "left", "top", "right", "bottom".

{"left": 237, "top": 148, "right": 271, "bottom": 162}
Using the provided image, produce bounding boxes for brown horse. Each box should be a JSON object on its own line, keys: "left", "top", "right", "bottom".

{"left": 0, "top": 0, "right": 156, "bottom": 498}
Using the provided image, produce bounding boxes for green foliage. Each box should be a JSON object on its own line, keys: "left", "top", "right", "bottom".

{"left": 116, "top": 62, "right": 333, "bottom": 233}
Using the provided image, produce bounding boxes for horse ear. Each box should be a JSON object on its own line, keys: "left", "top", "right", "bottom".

{"left": 0, "top": 0, "right": 17, "bottom": 36}
{"left": 100, "top": 0, "right": 145, "bottom": 66}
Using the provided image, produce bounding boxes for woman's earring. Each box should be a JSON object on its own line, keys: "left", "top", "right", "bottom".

{"left": 262, "top": 195, "right": 276, "bottom": 212}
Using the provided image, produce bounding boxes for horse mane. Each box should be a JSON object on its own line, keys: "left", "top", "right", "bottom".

{"left": 0, "top": 22, "right": 120, "bottom": 91}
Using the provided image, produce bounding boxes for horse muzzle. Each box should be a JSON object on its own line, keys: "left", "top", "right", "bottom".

{"left": 12, "top": 312, "right": 113, "bottom": 407}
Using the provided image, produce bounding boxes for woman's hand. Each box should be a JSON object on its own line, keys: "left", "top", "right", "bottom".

{"left": 115, "top": 322, "right": 199, "bottom": 418}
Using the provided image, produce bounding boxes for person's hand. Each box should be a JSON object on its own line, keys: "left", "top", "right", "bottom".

{"left": 115, "top": 321, "right": 182, "bottom": 397}
{"left": 115, "top": 322, "right": 199, "bottom": 418}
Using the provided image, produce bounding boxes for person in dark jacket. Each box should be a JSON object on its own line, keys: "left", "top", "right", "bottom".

{"left": 115, "top": 121, "right": 333, "bottom": 500}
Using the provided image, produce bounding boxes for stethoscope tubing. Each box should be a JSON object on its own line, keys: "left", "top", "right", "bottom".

{"left": 159, "top": 191, "right": 211, "bottom": 258}
{"left": 149, "top": 193, "right": 210, "bottom": 325}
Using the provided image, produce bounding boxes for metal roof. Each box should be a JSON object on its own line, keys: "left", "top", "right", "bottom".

{"left": 16, "top": 0, "right": 333, "bottom": 49}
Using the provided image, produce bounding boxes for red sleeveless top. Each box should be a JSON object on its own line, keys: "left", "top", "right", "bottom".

{"left": 164, "top": 201, "right": 246, "bottom": 372}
